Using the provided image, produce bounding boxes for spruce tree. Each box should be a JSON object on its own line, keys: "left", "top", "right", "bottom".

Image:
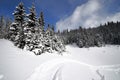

{"left": 44, "top": 24, "right": 65, "bottom": 53}
{"left": 24, "top": 4, "right": 37, "bottom": 51}
{"left": 0, "top": 16, "right": 5, "bottom": 38}
{"left": 4, "top": 18, "right": 12, "bottom": 39}
{"left": 43, "top": 24, "right": 53, "bottom": 53}
{"left": 24, "top": 4, "right": 45, "bottom": 55}
{"left": 9, "top": 2, "right": 26, "bottom": 49}
{"left": 38, "top": 12, "right": 45, "bottom": 32}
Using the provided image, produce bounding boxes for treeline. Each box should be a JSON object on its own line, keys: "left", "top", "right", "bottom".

{"left": 59, "top": 21, "right": 120, "bottom": 48}
{"left": 0, "top": 2, "right": 65, "bottom": 55}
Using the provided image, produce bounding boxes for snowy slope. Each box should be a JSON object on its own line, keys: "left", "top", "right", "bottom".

{"left": 0, "top": 39, "right": 120, "bottom": 80}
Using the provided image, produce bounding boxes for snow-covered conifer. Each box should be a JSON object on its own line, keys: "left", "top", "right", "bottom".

{"left": 0, "top": 16, "right": 5, "bottom": 38}
{"left": 24, "top": 4, "right": 37, "bottom": 51}
{"left": 43, "top": 24, "right": 65, "bottom": 53}
{"left": 38, "top": 12, "right": 45, "bottom": 32}
{"left": 9, "top": 2, "right": 26, "bottom": 49}
{"left": 24, "top": 4, "right": 45, "bottom": 55}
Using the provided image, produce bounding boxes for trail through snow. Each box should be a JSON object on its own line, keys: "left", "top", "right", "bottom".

{"left": 27, "top": 58, "right": 120, "bottom": 80}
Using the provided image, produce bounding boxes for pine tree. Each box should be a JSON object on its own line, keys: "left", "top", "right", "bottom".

{"left": 43, "top": 24, "right": 65, "bottom": 53}
{"left": 24, "top": 4, "right": 37, "bottom": 51}
{"left": 35, "top": 12, "right": 45, "bottom": 54}
{"left": 4, "top": 18, "right": 12, "bottom": 39}
{"left": 24, "top": 4, "right": 45, "bottom": 55}
{"left": 52, "top": 34, "right": 65, "bottom": 53}
{"left": 0, "top": 16, "right": 4, "bottom": 29}
{"left": 43, "top": 24, "right": 53, "bottom": 53}
{"left": 9, "top": 2, "right": 26, "bottom": 49}
{"left": 38, "top": 12, "right": 45, "bottom": 32}
{"left": 0, "top": 16, "right": 5, "bottom": 38}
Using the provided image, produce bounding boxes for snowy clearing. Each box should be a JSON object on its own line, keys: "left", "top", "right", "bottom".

{"left": 0, "top": 39, "right": 120, "bottom": 80}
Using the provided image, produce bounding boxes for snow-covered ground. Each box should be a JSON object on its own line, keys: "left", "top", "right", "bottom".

{"left": 0, "top": 39, "right": 120, "bottom": 80}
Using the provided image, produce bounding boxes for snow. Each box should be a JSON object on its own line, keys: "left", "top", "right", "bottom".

{"left": 67, "top": 44, "right": 120, "bottom": 65}
{"left": 0, "top": 39, "right": 120, "bottom": 80}
{"left": 0, "top": 75, "right": 4, "bottom": 80}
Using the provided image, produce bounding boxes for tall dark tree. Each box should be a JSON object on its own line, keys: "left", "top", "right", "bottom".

{"left": 0, "top": 16, "right": 5, "bottom": 29}
{"left": 24, "top": 4, "right": 45, "bottom": 55}
{"left": 43, "top": 24, "right": 65, "bottom": 53}
{"left": 9, "top": 2, "right": 26, "bottom": 49}
{"left": 38, "top": 12, "right": 45, "bottom": 31}
{"left": 24, "top": 3, "right": 37, "bottom": 51}
{"left": 4, "top": 18, "right": 12, "bottom": 39}
{"left": 0, "top": 16, "right": 5, "bottom": 38}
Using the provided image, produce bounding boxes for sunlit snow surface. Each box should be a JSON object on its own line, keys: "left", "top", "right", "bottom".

{"left": 0, "top": 39, "right": 120, "bottom": 80}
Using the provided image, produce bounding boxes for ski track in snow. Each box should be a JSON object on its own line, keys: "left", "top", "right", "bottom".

{"left": 27, "top": 58, "right": 120, "bottom": 80}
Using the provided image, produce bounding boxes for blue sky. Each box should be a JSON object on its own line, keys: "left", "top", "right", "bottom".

{"left": 0, "top": 0, "right": 120, "bottom": 31}
{"left": 0, "top": 0, "right": 87, "bottom": 24}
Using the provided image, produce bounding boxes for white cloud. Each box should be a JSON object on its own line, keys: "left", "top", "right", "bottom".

{"left": 56, "top": 0, "right": 120, "bottom": 31}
